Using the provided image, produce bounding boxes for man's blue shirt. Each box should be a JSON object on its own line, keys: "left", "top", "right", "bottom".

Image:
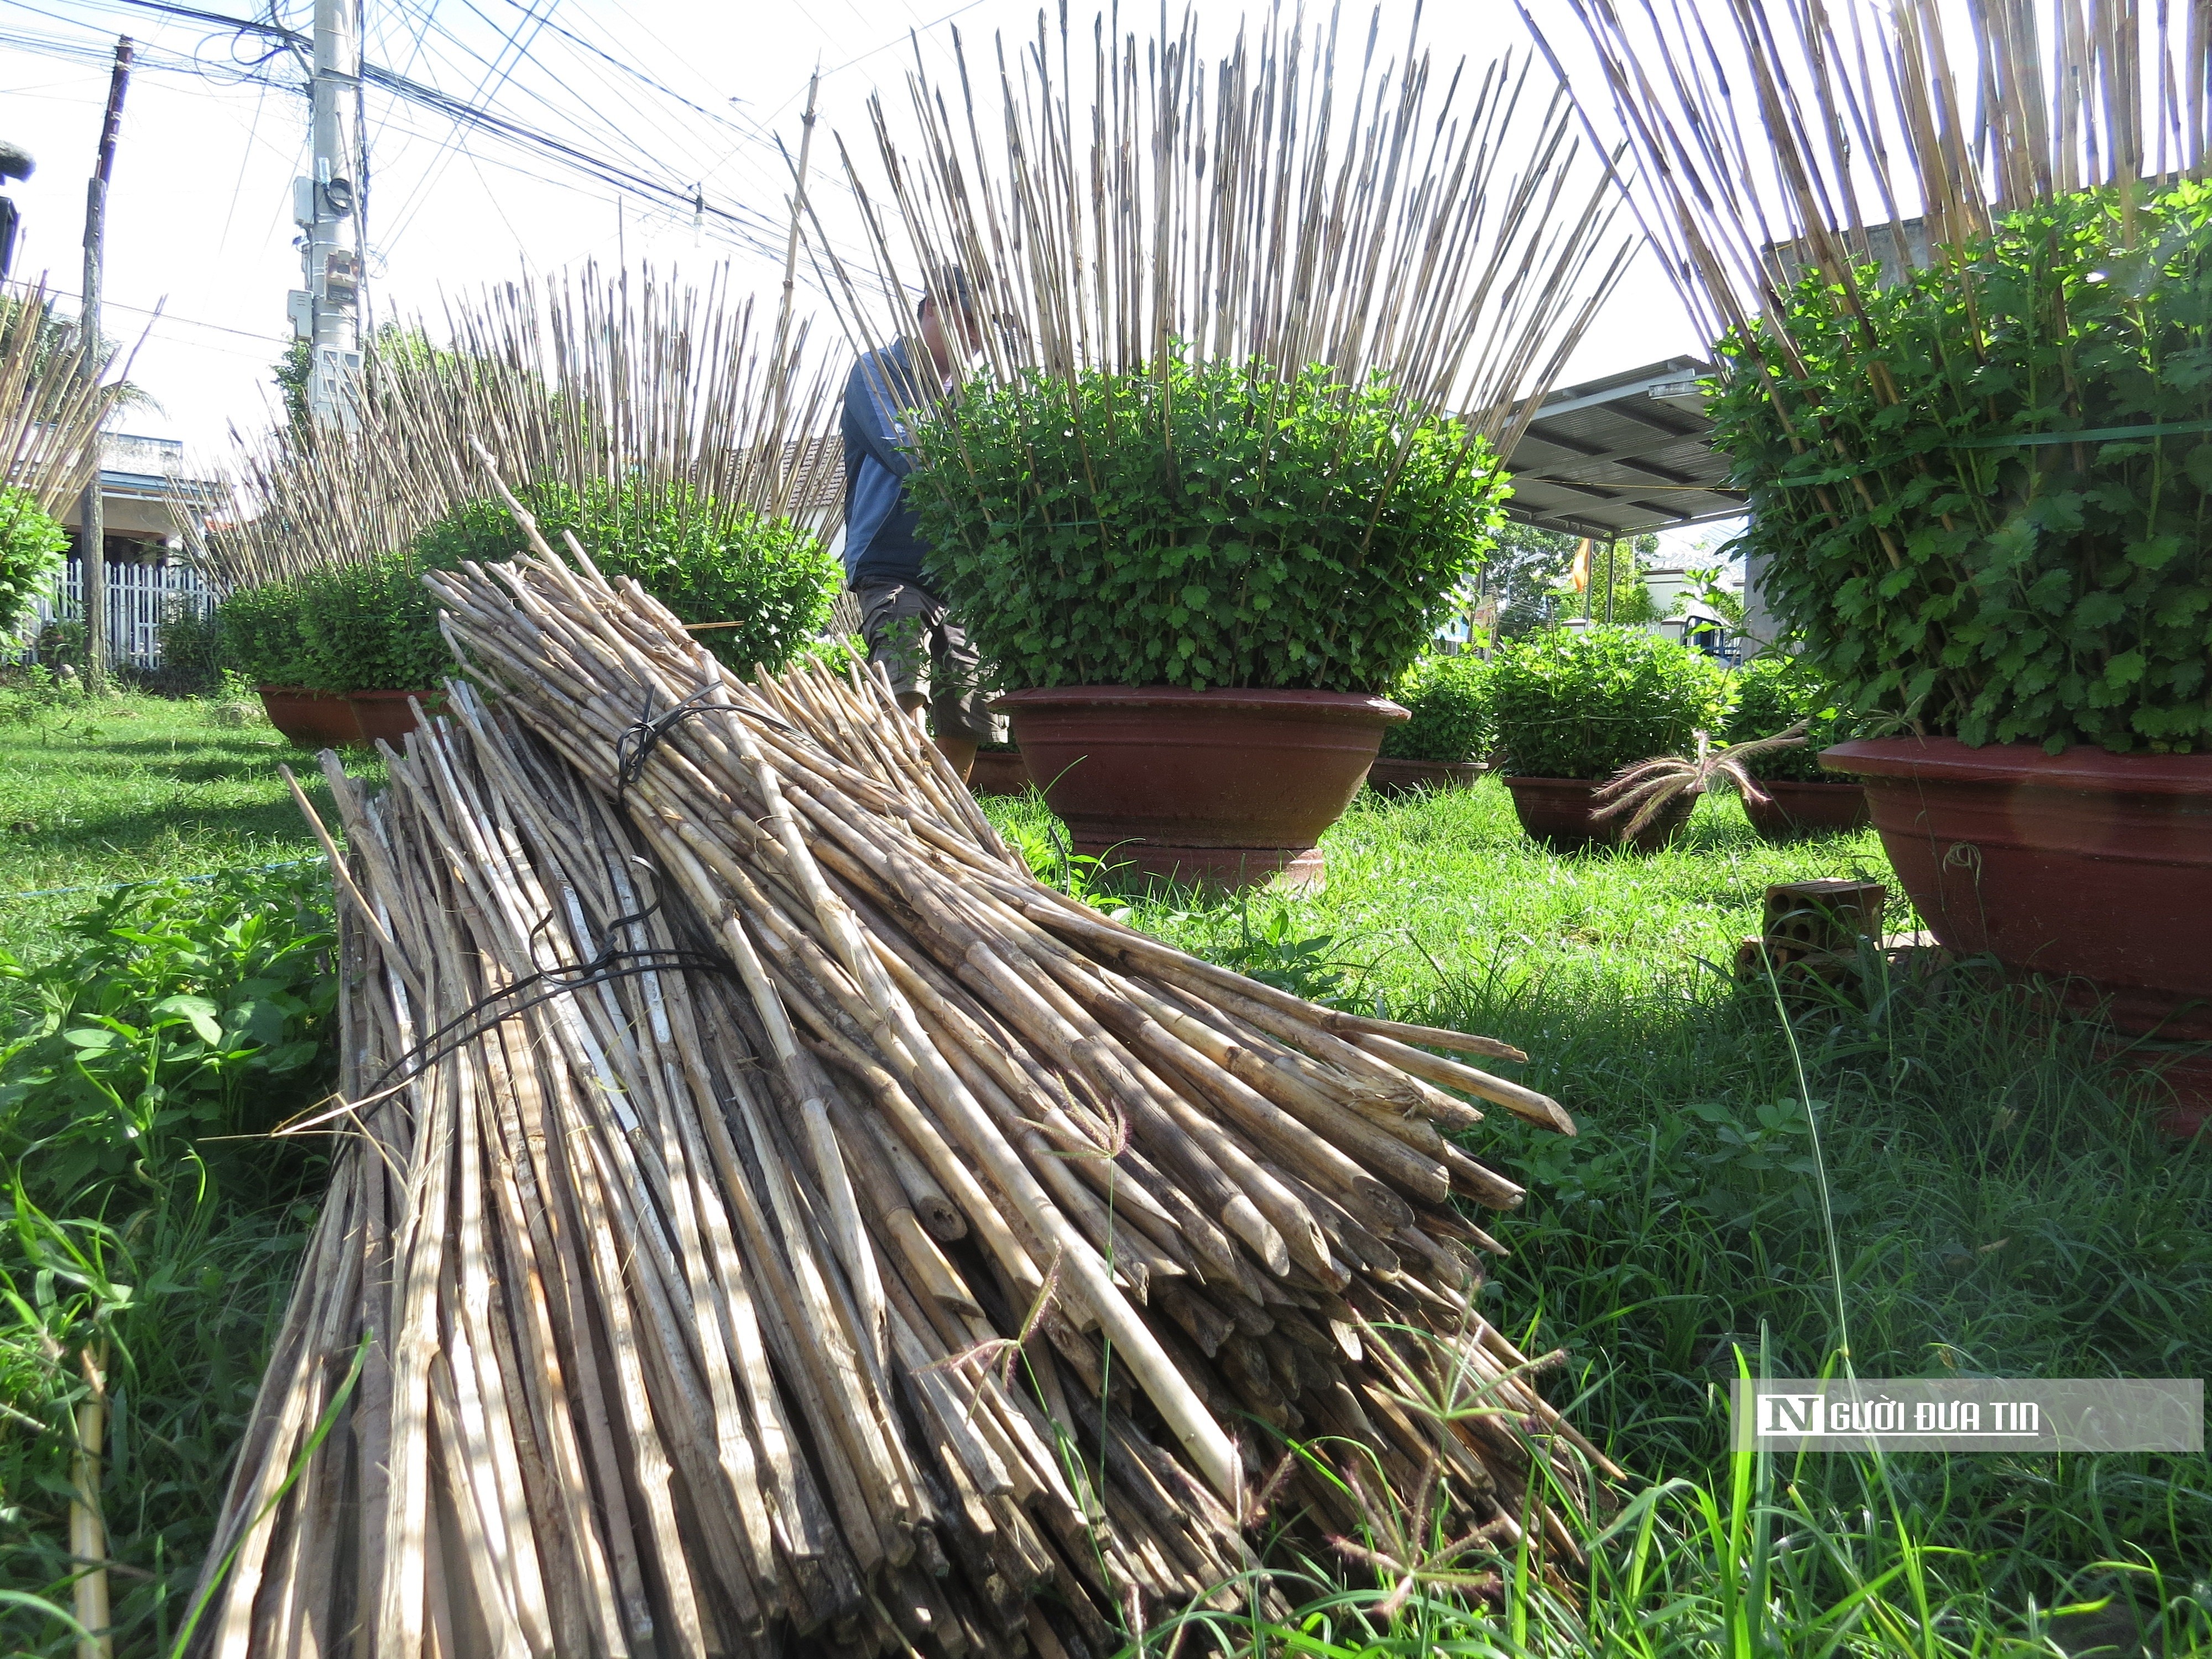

{"left": 841, "top": 339, "right": 933, "bottom": 589}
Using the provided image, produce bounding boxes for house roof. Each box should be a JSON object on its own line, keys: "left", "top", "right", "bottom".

{"left": 1498, "top": 357, "right": 1746, "bottom": 541}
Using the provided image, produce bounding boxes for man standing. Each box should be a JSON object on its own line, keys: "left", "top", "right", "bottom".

{"left": 841, "top": 274, "right": 994, "bottom": 779}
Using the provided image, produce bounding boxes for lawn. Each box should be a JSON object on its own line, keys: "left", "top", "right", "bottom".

{"left": 3, "top": 707, "right": 2206, "bottom": 1656}
{"left": 0, "top": 690, "right": 382, "bottom": 958}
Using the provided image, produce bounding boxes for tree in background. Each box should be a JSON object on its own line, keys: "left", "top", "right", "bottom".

{"left": 272, "top": 339, "right": 310, "bottom": 436}
{"left": 1486, "top": 523, "right": 1580, "bottom": 636}
{"left": 1484, "top": 523, "right": 1661, "bottom": 636}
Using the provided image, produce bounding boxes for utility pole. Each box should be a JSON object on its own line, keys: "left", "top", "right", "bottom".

{"left": 78, "top": 36, "right": 130, "bottom": 693}
{"left": 291, "top": 0, "right": 362, "bottom": 426}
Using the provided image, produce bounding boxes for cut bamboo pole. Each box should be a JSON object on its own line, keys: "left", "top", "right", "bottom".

{"left": 205, "top": 524, "right": 1601, "bottom": 1654}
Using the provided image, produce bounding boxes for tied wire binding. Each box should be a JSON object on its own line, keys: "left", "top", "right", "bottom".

{"left": 283, "top": 883, "right": 740, "bottom": 1138}
{"left": 613, "top": 682, "right": 803, "bottom": 800}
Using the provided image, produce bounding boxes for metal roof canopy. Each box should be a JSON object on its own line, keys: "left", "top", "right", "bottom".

{"left": 1498, "top": 356, "right": 1747, "bottom": 541}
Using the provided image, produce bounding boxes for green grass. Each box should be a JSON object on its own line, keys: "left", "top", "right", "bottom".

{"left": 0, "top": 689, "right": 382, "bottom": 960}
{"left": 989, "top": 780, "right": 2212, "bottom": 1653}
{"left": 3, "top": 722, "right": 2206, "bottom": 1657}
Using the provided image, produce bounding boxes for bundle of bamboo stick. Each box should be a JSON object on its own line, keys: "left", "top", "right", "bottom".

{"left": 191, "top": 511, "right": 1610, "bottom": 1656}
{"left": 193, "top": 264, "right": 843, "bottom": 592}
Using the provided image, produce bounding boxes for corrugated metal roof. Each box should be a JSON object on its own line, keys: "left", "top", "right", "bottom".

{"left": 1498, "top": 356, "right": 1746, "bottom": 540}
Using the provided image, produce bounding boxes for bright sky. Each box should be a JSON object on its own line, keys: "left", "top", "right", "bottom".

{"left": 0, "top": 0, "right": 1726, "bottom": 552}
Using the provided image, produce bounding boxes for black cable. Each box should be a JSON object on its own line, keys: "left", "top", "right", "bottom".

{"left": 41, "top": 0, "right": 797, "bottom": 252}
{"left": 357, "top": 884, "right": 739, "bottom": 1105}
{"left": 612, "top": 685, "right": 806, "bottom": 800}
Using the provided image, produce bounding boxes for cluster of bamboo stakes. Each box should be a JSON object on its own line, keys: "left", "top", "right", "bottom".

{"left": 1521, "top": 0, "right": 2212, "bottom": 374}
{"left": 194, "top": 264, "right": 844, "bottom": 592}
{"left": 807, "top": 8, "right": 1631, "bottom": 463}
{"left": 0, "top": 283, "right": 131, "bottom": 521}
{"left": 190, "top": 499, "right": 1613, "bottom": 1657}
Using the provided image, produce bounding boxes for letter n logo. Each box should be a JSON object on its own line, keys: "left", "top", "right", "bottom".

{"left": 1759, "top": 1393, "right": 1822, "bottom": 1434}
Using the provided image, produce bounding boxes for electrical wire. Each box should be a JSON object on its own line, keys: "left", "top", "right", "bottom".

{"left": 8, "top": 0, "right": 884, "bottom": 290}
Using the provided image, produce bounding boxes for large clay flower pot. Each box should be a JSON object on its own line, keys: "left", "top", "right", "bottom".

{"left": 1366, "top": 757, "right": 1486, "bottom": 800}
{"left": 258, "top": 685, "right": 361, "bottom": 748}
{"left": 995, "top": 686, "right": 1407, "bottom": 888}
{"left": 349, "top": 689, "right": 446, "bottom": 747}
{"left": 1502, "top": 775, "right": 1694, "bottom": 853}
{"left": 1744, "top": 779, "right": 1872, "bottom": 840}
{"left": 968, "top": 748, "right": 1033, "bottom": 797}
{"left": 1823, "top": 737, "right": 2212, "bottom": 1134}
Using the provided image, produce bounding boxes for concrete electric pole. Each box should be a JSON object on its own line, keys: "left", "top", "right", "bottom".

{"left": 291, "top": 0, "right": 362, "bottom": 427}
{"left": 79, "top": 36, "right": 131, "bottom": 693}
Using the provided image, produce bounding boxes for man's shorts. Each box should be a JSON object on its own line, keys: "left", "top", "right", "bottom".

{"left": 854, "top": 578, "right": 1000, "bottom": 743}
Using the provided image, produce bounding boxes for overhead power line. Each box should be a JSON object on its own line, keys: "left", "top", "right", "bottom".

{"left": 39, "top": 0, "right": 801, "bottom": 262}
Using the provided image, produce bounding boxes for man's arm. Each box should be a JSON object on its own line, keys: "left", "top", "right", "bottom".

{"left": 846, "top": 349, "right": 920, "bottom": 482}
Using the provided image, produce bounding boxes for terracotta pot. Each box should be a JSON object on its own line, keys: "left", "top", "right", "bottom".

{"left": 967, "top": 749, "right": 1033, "bottom": 797}
{"left": 349, "top": 688, "right": 447, "bottom": 746}
{"left": 258, "top": 685, "right": 362, "bottom": 748}
{"left": 1501, "top": 775, "right": 1694, "bottom": 853}
{"left": 1744, "top": 778, "right": 1872, "bottom": 839}
{"left": 995, "top": 685, "right": 1407, "bottom": 889}
{"left": 1365, "top": 757, "right": 1486, "bottom": 799}
{"left": 1820, "top": 737, "right": 2212, "bottom": 1048}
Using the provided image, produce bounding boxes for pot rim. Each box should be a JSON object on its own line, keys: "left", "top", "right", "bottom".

{"left": 347, "top": 687, "right": 445, "bottom": 701}
{"left": 996, "top": 684, "right": 1408, "bottom": 723}
{"left": 1822, "top": 735, "right": 2212, "bottom": 795}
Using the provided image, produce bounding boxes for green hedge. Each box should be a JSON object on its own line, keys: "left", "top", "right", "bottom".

{"left": 220, "top": 481, "right": 837, "bottom": 694}
{"left": 415, "top": 481, "right": 836, "bottom": 680}
{"left": 1379, "top": 655, "right": 1492, "bottom": 763}
{"left": 1707, "top": 181, "right": 2212, "bottom": 753}
{"left": 0, "top": 488, "right": 67, "bottom": 643}
{"left": 1489, "top": 626, "right": 1729, "bottom": 780}
{"left": 1722, "top": 654, "right": 1855, "bottom": 781}
{"left": 905, "top": 353, "right": 1505, "bottom": 693}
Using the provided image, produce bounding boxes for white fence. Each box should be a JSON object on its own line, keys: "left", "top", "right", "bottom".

{"left": 10, "top": 559, "right": 215, "bottom": 668}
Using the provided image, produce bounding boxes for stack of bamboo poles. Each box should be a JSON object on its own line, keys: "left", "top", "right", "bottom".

{"left": 0, "top": 283, "right": 129, "bottom": 520}
{"left": 191, "top": 512, "right": 1611, "bottom": 1656}
{"left": 194, "top": 264, "right": 843, "bottom": 591}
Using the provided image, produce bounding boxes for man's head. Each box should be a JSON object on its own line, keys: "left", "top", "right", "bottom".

{"left": 917, "top": 268, "right": 984, "bottom": 374}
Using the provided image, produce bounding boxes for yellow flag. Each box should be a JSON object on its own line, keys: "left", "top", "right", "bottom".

{"left": 1569, "top": 538, "right": 1592, "bottom": 593}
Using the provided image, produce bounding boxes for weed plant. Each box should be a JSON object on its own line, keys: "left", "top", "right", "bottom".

{"left": 986, "top": 780, "right": 2212, "bottom": 1653}
{"left": 0, "top": 865, "right": 335, "bottom": 1657}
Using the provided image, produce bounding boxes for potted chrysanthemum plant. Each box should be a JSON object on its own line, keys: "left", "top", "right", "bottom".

{"left": 1548, "top": 0, "right": 2212, "bottom": 1129}
{"left": 821, "top": 12, "right": 1626, "bottom": 889}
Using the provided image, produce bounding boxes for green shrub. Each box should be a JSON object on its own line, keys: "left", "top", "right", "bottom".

{"left": 905, "top": 353, "right": 1506, "bottom": 692}
{"left": 217, "top": 580, "right": 311, "bottom": 686}
{"left": 413, "top": 480, "right": 838, "bottom": 677}
{"left": 1489, "top": 625, "right": 1729, "bottom": 779}
{"left": 0, "top": 867, "right": 336, "bottom": 1213}
{"left": 292, "top": 551, "right": 457, "bottom": 695}
{"left": 1379, "top": 654, "right": 1493, "bottom": 762}
{"left": 153, "top": 594, "right": 229, "bottom": 694}
{"left": 1708, "top": 180, "right": 2212, "bottom": 753}
{"left": 1723, "top": 653, "right": 1855, "bottom": 780}
{"left": 0, "top": 867, "right": 333, "bottom": 1653}
{"left": 0, "top": 487, "right": 67, "bottom": 644}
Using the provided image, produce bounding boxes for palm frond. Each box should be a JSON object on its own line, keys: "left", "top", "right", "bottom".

{"left": 0, "top": 285, "right": 130, "bottom": 515}
{"left": 1592, "top": 723, "right": 1810, "bottom": 837}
